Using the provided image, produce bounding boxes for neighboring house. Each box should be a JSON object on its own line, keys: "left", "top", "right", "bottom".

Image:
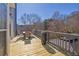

{"left": 0, "top": 3, "right": 17, "bottom": 55}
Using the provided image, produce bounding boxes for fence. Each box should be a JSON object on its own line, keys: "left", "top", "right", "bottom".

{"left": 33, "top": 30, "right": 79, "bottom": 56}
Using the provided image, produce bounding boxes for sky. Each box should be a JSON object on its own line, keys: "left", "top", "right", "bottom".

{"left": 17, "top": 3, "right": 79, "bottom": 25}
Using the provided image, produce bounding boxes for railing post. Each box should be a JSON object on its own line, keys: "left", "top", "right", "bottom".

{"left": 43, "top": 19, "right": 48, "bottom": 45}
{"left": 42, "top": 32, "right": 47, "bottom": 45}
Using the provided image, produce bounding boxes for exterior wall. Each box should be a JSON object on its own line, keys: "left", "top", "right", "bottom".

{"left": 0, "top": 31, "right": 6, "bottom": 55}
{"left": 6, "top": 3, "right": 17, "bottom": 55}
{"left": 0, "top": 3, "right": 17, "bottom": 55}
{"left": 8, "top": 3, "right": 16, "bottom": 39}
{"left": 0, "top": 4, "right": 7, "bottom": 55}
{"left": 0, "top": 4, "right": 7, "bottom": 29}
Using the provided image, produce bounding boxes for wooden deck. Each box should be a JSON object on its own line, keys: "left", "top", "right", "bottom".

{"left": 10, "top": 35, "right": 65, "bottom": 56}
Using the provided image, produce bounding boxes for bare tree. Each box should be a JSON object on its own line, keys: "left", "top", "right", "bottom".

{"left": 52, "top": 11, "right": 60, "bottom": 20}
{"left": 19, "top": 13, "right": 42, "bottom": 32}
{"left": 66, "top": 11, "right": 79, "bottom": 33}
{"left": 20, "top": 13, "right": 27, "bottom": 25}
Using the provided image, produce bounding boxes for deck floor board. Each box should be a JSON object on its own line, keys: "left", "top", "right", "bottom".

{"left": 10, "top": 35, "right": 65, "bottom": 56}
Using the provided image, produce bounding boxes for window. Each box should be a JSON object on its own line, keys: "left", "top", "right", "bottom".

{"left": 0, "top": 3, "right": 7, "bottom": 55}
{"left": 0, "top": 4, "right": 7, "bottom": 29}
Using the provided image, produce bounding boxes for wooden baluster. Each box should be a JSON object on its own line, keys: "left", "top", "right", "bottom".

{"left": 63, "top": 39, "right": 65, "bottom": 49}
{"left": 60, "top": 39, "right": 63, "bottom": 48}
{"left": 66, "top": 40, "right": 69, "bottom": 51}
{"left": 68, "top": 40, "right": 72, "bottom": 52}
{"left": 55, "top": 39, "right": 57, "bottom": 45}
{"left": 53, "top": 39, "right": 55, "bottom": 44}
{"left": 73, "top": 38, "right": 78, "bottom": 55}
{"left": 61, "top": 40, "right": 62, "bottom": 48}
{"left": 59, "top": 39, "right": 60, "bottom": 47}
{"left": 54, "top": 39, "right": 55, "bottom": 44}
{"left": 59, "top": 39, "right": 61, "bottom": 47}
{"left": 57, "top": 39, "right": 59, "bottom": 45}
{"left": 64, "top": 39, "right": 67, "bottom": 50}
{"left": 64, "top": 40, "right": 67, "bottom": 50}
{"left": 63, "top": 37, "right": 66, "bottom": 49}
{"left": 75, "top": 38, "right": 78, "bottom": 55}
{"left": 57, "top": 39, "right": 58, "bottom": 45}
{"left": 47, "top": 32, "right": 49, "bottom": 43}
{"left": 56, "top": 39, "right": 58, "bottom": 45}
{"left": 62, "top": 40, "right": 64, "bottom": 49}
{"left": 56, "top": 39, "right": 57, "bottom": 45}
{"left": 54, "top": 39, "right": 56, "bottom": 44}
{"left": 69, "top": 40, "right": 73, "bottom": 53}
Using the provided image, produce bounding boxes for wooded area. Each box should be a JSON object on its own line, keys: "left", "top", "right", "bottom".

{"left": 18, "top": 11, "right": 79, "bottom": 34}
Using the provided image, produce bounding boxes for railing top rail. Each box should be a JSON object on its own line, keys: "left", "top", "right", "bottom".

{"left": 0, "top": 29, "right": 7, "bottom": 32}
{"left": 35, "top": 30, "right": 79, "bottom": 37}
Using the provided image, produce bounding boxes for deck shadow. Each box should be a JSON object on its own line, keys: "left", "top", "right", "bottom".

{"left": 42, "top": 43, "right": 56, "bottom": 54}
{"left": 47, "top": 42, "right": 69, "bottom": 56}
{"left": 14, "top": 36, "right": 34, "bottom": 44}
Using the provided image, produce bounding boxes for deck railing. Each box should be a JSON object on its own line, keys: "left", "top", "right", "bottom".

{"left": 33, "top": 30, "right": 79, "bottom": 56}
